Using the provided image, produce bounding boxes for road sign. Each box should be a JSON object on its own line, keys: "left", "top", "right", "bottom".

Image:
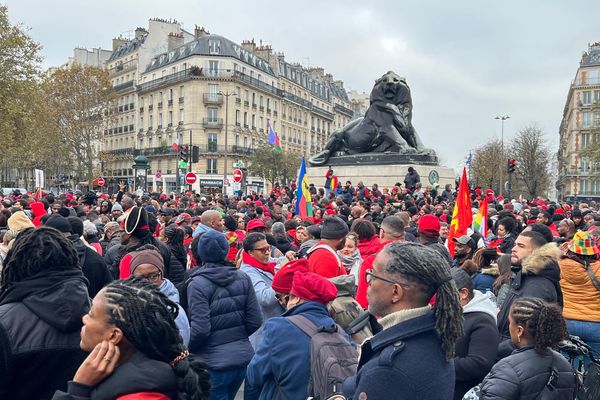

{"left": 233, "top": 182, "right": 241, "bottom": 191}
{"left": 185, "top": 172, "right": 197, "bottom": 185}
{"left": 233, "top": 169, "right": 243, "bottom": 182}
{"left": 155, "top": 170, "right": 162, "bottom": 179}
{"left": 97, "top": 177, "right": 105, "bottom": 187}
{"left": 233, "top": 160, "right": 245, "bottom": 169}
{"left": 127, "top": 177, "right": 134, "bottom": 185}
{"left": 224, "top": 178, "right": 230, "bottom": 186}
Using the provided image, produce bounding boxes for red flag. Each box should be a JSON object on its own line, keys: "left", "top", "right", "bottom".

{"left": 447, "top": 167, "right": 473, "bottom": 258}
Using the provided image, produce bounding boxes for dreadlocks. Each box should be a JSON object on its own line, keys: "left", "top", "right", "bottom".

{"left": 381, "top": 241, "right": 464, "bottom": 361}
{"left": 510, "top": 297, "right": 568, "bottom": 353}
{"left": 103, "top": 278, "right": 210, "bottom": 400}
{"left": 1, "top": 226, "right": 79, "bottom": 289}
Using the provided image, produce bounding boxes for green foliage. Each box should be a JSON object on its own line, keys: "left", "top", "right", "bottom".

{"left": 248, "top": 144, "right": 301, "bottom": 186}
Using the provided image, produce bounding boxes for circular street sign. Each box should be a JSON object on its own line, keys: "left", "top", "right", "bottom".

{"left": 185, "top": 172, "right": 197, "bottom": 185}
{"left": 233, "top": 169, "right": 243, "bottom": 183}
{"left": 155, "top": 170, "right": 162, "bottom": 179}
{"left": 97, "top": 177, "right": 105, "bottom": 187}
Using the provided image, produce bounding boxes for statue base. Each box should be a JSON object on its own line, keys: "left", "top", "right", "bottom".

{"left": 313, "top": 152, "right": 439, "bottom": 167}
{"left": 306, "top": 162, "right": 456, "bottom": 191}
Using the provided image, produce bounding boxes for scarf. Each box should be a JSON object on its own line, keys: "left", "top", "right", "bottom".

{"left": 241, "top": 250, "right": 276, "bottom": 275}
{"left": 338, "top": 249, "right": 361, "bottom": 272}
{"left": 378, "top": 305, "right": 432, "bottom": 330}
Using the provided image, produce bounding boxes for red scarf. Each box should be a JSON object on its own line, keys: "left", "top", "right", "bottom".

{"left": 241, "top": 250, "right": 276, "bottom": 275}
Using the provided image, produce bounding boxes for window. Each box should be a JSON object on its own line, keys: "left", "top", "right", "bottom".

{"left": 158, "top": 113, "right": 163, "bottom": 127}
{"left": 583, "top": 112, "right": 592, "bottom": 128}
{"left": 235, "top": 134, "right": 240, "bottom": 146}
{"left": 244, "top": 90, "right": 249, "bottom": 101}
{"left": 207, "top": 159, "right": 217, "bottom": 174}
{"left": 179, "top": 109, "right": 184, "bottom": 124}
{"left": 179, "top": 86, "right": 185, "bottom": 98}
{"left": 158, "top": 92, "right": 163, "bottom": 104}
{"left": 581, "top": 157, "right": 591, "bottom": 172}
{"left": 252, "top": 114, "right": 256, "bottom": 128}
{"left": 149, "top": 115, "right": 153, "bottom": 129}
{"left": 208, "top": 60, "right": 219, "bottom": 76}
{"left": 260, "top": 116, "right": 263, "bottom": 129}
{"left": 168, "top": 89, "right": 173, "bottom": 101}
{"left": 235, "top": 110, "right": 240, "bottom": 124}
{"left": 208, "top": 133, "right": 218, "bottom": 151}
{"left": 595, "top": 90, "right": 600, "bottom": 103}
{"left": 149, "top": 95, "right": 153, "bottom": 105}
{"left": 140, "top": 116, "right": 144, "bottom": 127}
{"left": 252, "top": 93, "right": 256, "bottom": 105}
{"left": 208, "top": 84, "right": 218, "bottom": 95}
{"left": 244, "top": 136, "right": 248, "bottom": 148}
{"left": 208, "top": 107, "right": 218, "bottom": 122}
{"left": 583, "top": 91, "right": 592, "bottom": 105}
{"left": 260, "top": 96, "right": 264, "bottom": 107}
{"left": 208, "top": 39, "right": 221, "bottom": 55}
{"left": 168, "top": 111, "right": 173, "bottom": 125}
{"left": 252, "top": 138, "right": 256, "bottom": 148}
{"left": 140, "top": 97, "right": 145, "bottom": 107}
{"left": 581, "top": 132, "right": 590, "bottom": 148}
{"left": 244, "top": 112, "right": 248, "bottom": 126}
{"left": 580, "top": 179, "right": 589, "bottom": 194}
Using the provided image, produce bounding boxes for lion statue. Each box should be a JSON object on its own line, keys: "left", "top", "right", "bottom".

{"left": 309, "top": 71, "right": 434, "bottom": 166}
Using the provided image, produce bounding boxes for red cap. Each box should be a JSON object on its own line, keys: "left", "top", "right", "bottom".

{"left": 555, "top": 208, "right": 565, "bottom": 215}
{"left": 246, "top": 219, "right": 266, "bottom": 231}
{"left": 486, "top": 188, "right": 494, "bottom": 196}
{"left": 290, "top": 271, "right": 337, "bottom": 304}
{"left": 272, "top": 259, "right": 309, "bottom": 294}
{"left": 418, "top": 214, "right": 440, "bottom": 236}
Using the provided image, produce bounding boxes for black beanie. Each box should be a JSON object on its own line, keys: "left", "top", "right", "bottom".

{"left": 572, "top": 209, "right": 582, "bottom": 218}
{"left": 321, "top": 216, "right": 349, "bottom": 240}
{"left": 45, "top": 214, "right": 73, "bottom": 234}
{"left": 67, "top": 216, "right": 84, "bottom": 236}
{"left": 58, "top": 207, "right": 71, "bottom": 218}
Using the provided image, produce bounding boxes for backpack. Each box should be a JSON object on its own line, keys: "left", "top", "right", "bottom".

{"left": 287, "top": 314, "right": 358, "bottom": 400}
{"left": 578, "top": 356, "right": 600, "bottom": 400}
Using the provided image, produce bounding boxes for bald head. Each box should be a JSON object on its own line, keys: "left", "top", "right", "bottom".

{"left": 201, "top": 210, "right": 225, "bottom": 232}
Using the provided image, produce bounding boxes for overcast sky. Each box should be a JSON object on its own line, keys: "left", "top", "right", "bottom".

{"left": 6, "top": 1, "right": 598, "bottom": 171}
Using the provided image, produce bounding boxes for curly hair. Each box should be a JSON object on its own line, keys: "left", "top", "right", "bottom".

{"left": 381, "top": 242, "right": 463, "bottom": 360}
{"left": 1, "top": 227, "right": 79, "bottom": 289}
{"left": 510, "top": 297, "right": 568, "bottom": 353}
{"left": 103, "top": 278, "right": 210, "bottom": 399}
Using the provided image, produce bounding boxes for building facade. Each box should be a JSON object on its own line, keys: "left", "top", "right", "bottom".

{"left": 102, "top": 20, "right": 353, "bottom": 194}
{"left": 557, "top": 42, "right": 600, "bottom": 202}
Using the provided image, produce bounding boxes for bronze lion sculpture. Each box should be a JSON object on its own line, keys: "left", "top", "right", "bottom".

{"left": 309, "top": 71, "right": 434, "bottom": 166}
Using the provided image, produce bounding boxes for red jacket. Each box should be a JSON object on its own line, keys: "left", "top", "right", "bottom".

{"left": 30, "top": 201, "right": 47, "bottom": 227}
{"left": 307, "top": 243, "right": 346, "bottom": 279}
{"left": 357, "top": 236, "right": 382, "bottom": 258}
{"left": 356, "top": 240, "right": 396, "bottom": 308}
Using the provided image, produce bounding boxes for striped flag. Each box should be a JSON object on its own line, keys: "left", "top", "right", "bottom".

{"left": 330, "top": 175, "right": 339, "bottom": 191}
{"left": 472, "top": 197, "right": 489, "bottom": 239}
{"left": 267, "top": 120, "right": 281, "bottom": 153}
{"left": 295, "top": 157, "right": 313, "bottom": 219}
{"left": 447, "top": 167, "right": 473, "bottom": 257}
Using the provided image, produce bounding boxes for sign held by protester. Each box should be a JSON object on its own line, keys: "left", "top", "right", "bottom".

{"left": 34, "top": 169, "right": 44, "bottom": 188}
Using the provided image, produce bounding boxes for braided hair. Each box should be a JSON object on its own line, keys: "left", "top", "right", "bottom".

{"left": 1, "top": 226, "right": 79, "bottom": 289}
{"left": 103, "top": 277, "right": 210, "bottom": 399}
{"left": 381, "top": 241, "right": 464, "bottom": 360}
{"left": 510, "top": 297, "right": 568, "bottom": 353}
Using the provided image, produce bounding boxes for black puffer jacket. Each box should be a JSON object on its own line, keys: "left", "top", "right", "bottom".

{"left": 479, "top": 346, "right": 576, "bottom": 399}
{"left": 51, "top": 352, "right": 177, "bottom": 400}
{"left": 0, "top": 269, "right": 90, "bottom": 400}
{"left": 497, "top": 243, "right": 563, "bottom": 341}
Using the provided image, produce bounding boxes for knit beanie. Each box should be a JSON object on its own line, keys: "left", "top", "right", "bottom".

{"left": 320, "top": 216, "right": 349, "bottom": 240}
{"left": 129, "top": 248, "right": 165, "bottom": 274}
{"left": 44, "top": 214, "right": 72, "bottom": 234}
{"left": 272, "top": 259, "right": 309, "bottom": 294}
{"left": 111, "top": 202, "right": 123, "bottom": 212}
{"left": 198, "top": 229, "right": 229, "bottom": 263}
{"left": 67, "top": 216, "right": 84, "bottom": 236}
{"left": 291, "top": 271, "right": 338, "bottom": 304}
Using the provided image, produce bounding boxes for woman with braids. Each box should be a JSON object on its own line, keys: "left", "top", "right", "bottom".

{"left": 475, "top": 298, "right": 576, "bottom": 399}
{"left": 52, "top": 277, "right": 210, "bottom": 400}
{"left": 343, "top": 241, "right": 463, "bottom": 400}
{"left": 160, "top": 224, "right": 187, "bottom": 285}
{"left": 0, "top": 227, "right": 90, "bottom": 400}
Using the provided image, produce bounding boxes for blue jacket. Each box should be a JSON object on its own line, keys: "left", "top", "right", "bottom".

{"left": 158, "top": 278, "right": 190, "bottom": 346}
{"left": 343, "top": 311, "right": 454, "bottom": 400}
{"left": 245, "top": 301, "right": 337, "bottom": 400}
{"left": 187, "top": 262, "right": 262, "bottom": 370}
{"left": 240, "top": 262, "right": 284, "bottom": 350}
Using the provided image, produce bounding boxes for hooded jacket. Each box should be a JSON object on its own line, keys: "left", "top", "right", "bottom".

{"left": 30, "top": 201, "right": 47, "bottom": 227}
{"left": 559, "top": 257, "right": 600, "bottom": 322}
{"left": 187, "top": 262, "right": 262, "bottom": 370}
{"left": 357, "top": 235, "right": 382, "bottom": 258}
{"left": 68, "top": 234, "right": 112, "bottom": 298}
{"left": 159, "top": 279, "right": 190, "bottom": 345}
{"left": 454, "top": 290, "right": 499, "bottom": 400}
{"left": 0, "top": 269, "right": 90, "bottom": 400}
{"left": 7, "top": 210, "right": 34, "bottom": 233}
{"left": 472, "top": 265, "right": 498, "bottom": 294}
{"left": 497, "top": 243, "right": 563, "bottom": 341}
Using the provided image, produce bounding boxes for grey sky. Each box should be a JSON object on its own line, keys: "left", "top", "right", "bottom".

{"left": 5, "top": 0, "right": 597, "bottom": 171}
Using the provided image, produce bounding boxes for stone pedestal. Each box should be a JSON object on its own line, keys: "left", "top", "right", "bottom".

{"left": 307, "top": 163, "right": 456, "bottom": 190}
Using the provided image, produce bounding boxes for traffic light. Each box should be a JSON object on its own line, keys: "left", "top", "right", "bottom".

{"left": 507, "top": 158, "right": 516, "bottom": 174}
{"left": 179, "top": 145, "right": 189, "bottom": 169}
{"left": 192, "top": 145, "right": 200, "bottom": 163}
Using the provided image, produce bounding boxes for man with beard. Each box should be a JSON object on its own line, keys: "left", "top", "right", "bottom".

{"left": 306, "top": 216, "right": 349, "bottom": 278}
{"left": 451, "top": 235, "right": 476, "bottom": 268}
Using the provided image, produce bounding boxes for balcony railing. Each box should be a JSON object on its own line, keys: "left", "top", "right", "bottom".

{"left": 203, "top": 118, "right": 223, "bottom": 129}
{"left": 136, "top": 146, "right": 178, "bottom": 156}
{"left": 114, "top": 80, "right": 134, "bottom": 92}
{"left": 334, "top": 103, "right": 354, "bottom": 118}
{"left": 203, "top": 93, "right": 224, "bottom": 104}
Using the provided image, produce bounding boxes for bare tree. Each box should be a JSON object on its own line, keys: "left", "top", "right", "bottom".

{"left": 510, "top": 125, "right": 552, "bottom": 198}
{"left": 470, "top": 139, "right": 508, "bottom": 191}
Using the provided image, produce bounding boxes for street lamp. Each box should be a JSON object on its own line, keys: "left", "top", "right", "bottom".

{"left": 218, "top": 90, "right": 237, "bottom": 196}
{"left": 495, "top": 115, "right": 510, "bottom": 196}
{"left": 132, "top": 155, "right": 150, "bottom": 193}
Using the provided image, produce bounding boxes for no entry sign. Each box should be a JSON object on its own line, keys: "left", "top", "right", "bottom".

{"left": 233, "top": 169, "right": 243, "bottom": 183}
{"left": 97, "top": 177, "right": 105, "bottom": 187}
{"left": 185, "top": 172, "right": 197, "bottom": 185}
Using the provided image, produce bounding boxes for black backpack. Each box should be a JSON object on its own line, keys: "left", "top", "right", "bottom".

{"left": 287, "top": 314, "right": 358, "bottom": 400}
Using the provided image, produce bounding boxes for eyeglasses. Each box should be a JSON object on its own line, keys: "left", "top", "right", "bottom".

{"left": 275, "top": 293, "right": 289, "bottom": 302}
{"left": 365, "top": 271, "right": 411, "bottom": 288}
{"left": 251, "top": 246, "right": 271, "bottom": 253}
{"left": 140, "top": 271, "right": 162, "bottom": 282}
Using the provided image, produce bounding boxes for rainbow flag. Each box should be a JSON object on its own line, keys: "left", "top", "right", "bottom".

{"left": 472, "top": 197, "right": 489, "bottom": 239}
{"left": 295, "top": 157, "right": 313, "bottom": 219}
{"left": 267, "top": 120, "right": 281, "bottom": 153}
{"left": 330, "top": 175, "right": 339, "bottom": 191}
{"left": 448, "top": 167, "right": 473, "bottom": 257}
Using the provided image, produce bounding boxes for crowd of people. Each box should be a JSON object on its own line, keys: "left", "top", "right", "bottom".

{"left": 0, "top": 173, "right": 598, "bottom": 399}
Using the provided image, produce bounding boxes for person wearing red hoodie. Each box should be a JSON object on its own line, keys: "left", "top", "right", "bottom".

{"left": 356, "top": 216, "right": 405, "bottom": 308}
{"left": 30, "top": 201, "right": 47, "bottom": 227}
{"left": 351, "top": 219, "right": 382, "bottom": 259}
{"left": 306, "top": 216, "right": 348, "bottom": 278}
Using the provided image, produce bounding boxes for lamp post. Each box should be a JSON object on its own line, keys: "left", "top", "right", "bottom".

{"left": 495, "top": 115, "right": 510, "bottom": 196}
{"left": 218, "top": 90, "right": 237, "bottom": 196}
{"left": 132, "top": 155, "right": 150, "bottom": 193}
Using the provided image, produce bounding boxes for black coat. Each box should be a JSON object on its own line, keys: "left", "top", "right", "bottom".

{"left": 479, "top": 346, "right": 576, "bottom": 399}
{"left": 52, "top": 352, "right": 177, "bottom": 400}
{"left": 274, "top": 236, "right": 294, "bottom": 254}
{"left": 69, "top": 235, "right": 112, "bottom": 298}
{"left": 454, "top": 296, "right": 499, "bottom": 400}
{"left": 166, "top": 243, "right": 187, "bottom": 286}
{"left": 0, "top": 269, "right": 90, "bottom": 400}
